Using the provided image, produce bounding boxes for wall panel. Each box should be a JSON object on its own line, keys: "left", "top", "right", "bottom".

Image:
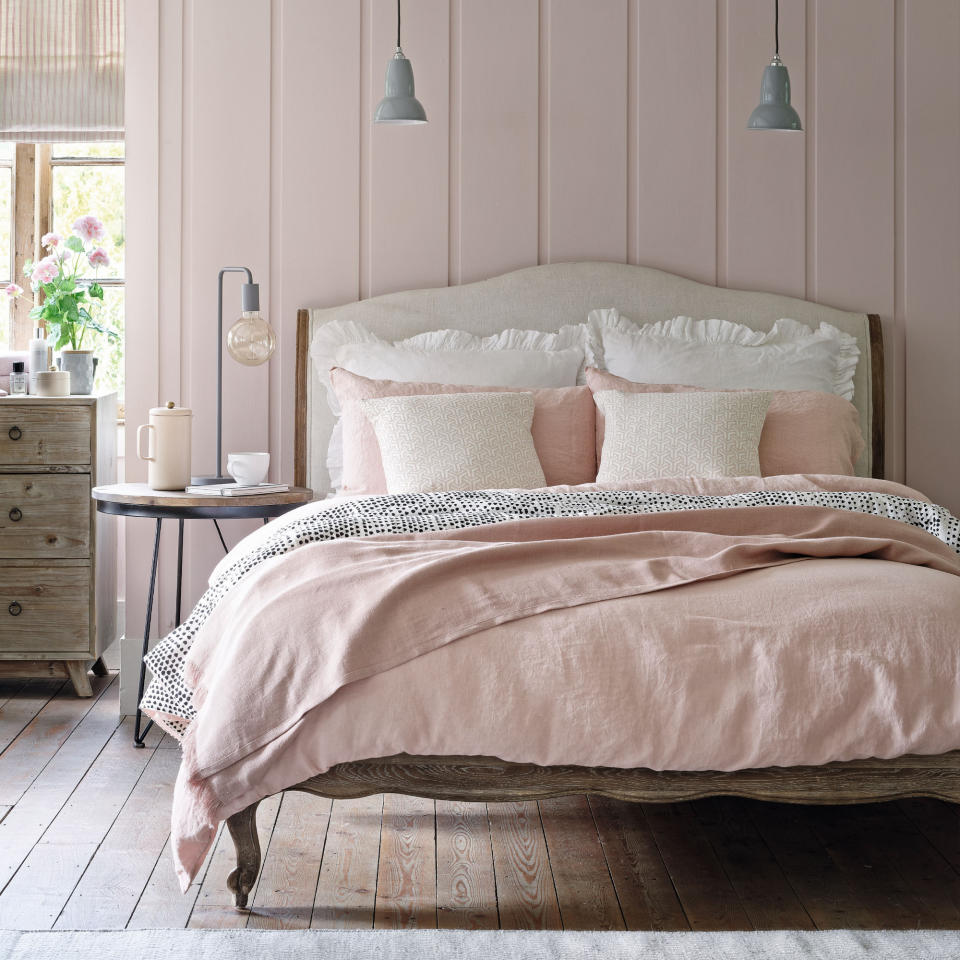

{"left": 812, "top": 0, "right": 898, "bottom": 477}
{"left": 179, "top": 0, "right": 273, "bottom": 609}
{"left": 453, "top": 0, "right": 539, "bottom": 285}
{"left": 902, "top": 0, "right": 960, "bottom": 507}
{"left": 274, "top": 0, "right": 361, "bottom": 480}
{"left": 723, "top": 0, "right": 806, "bottom": 298}
{"left": 632, "top": 0, "right": 717, "bottom": 284}
{"left": 541, "top": 0, "right": 628, "bottom": 264}
{"left": 364, "top": 0, "right": 450, "bottom": 297}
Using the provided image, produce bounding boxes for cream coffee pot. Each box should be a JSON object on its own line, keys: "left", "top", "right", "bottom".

{"left": 137, "top": 402, "right": 193, "bottom": 490}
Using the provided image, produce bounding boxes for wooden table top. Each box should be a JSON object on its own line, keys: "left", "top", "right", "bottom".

{"left": 92, "top": 482, "right": 314, "bottom": 510}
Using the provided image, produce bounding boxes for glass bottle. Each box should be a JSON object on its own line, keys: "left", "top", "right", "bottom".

{"left": 9, "top": 361, "right": 27, "bottom": 395}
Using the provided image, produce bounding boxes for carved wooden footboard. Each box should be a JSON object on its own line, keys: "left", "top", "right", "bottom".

{"left": 225, "top": 750, "right": 960, "bottom": 909}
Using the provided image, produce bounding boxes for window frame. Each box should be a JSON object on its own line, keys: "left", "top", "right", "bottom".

{"left": 9, "top": 144, "right": 125, "bottom": 351}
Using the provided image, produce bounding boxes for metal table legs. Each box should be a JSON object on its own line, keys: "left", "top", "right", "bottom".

{"left": 133, "top": 518, "right": 163, "bottom": 747}
{"left": 133, "top": 517, "right": 229, "bottom": 747}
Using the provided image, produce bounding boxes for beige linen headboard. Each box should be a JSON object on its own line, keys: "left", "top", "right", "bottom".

{"left": 296, "top": 261, "right": 883, "bottom": 495}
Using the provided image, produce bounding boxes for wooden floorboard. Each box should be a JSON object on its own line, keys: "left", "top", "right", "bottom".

{"left": 588, "top": 796, "right": 689, "bottom": 931}
{"left": 641, "top": 801, "right": 752, "bottom": 930}
{"left": 804, "top": 804, "right": 945, "bottom": 929}
{"left": 487, "top": 800, "right": 561, "bottom": 930}
{"left": 692, "top": 798, "right": 815, "bottom": 931}
{"left": 0, "top": 716, "right": 155, "bottom": 930}
{"left": 435, "top": 800, "right": 498, "bottom": 930}
{"left": 1, "top": 680, "right": 959, "bottom": 931}
{"left": 749, "top": 799, "right": 885, "bottom": 929}
{"left": 127, "top": 831, "right": 214, "bottom": 930}
{"left": 373, "top": 794, "right": 436, "bottom": 929}
{"left": 899, "top": 799, "right": 960, "bottom": 876}
{"left": 55, "top": 746, "right": 180, "bottom": 930}
{"left": 246, "top": 792, "right": 331, "bottom": 930}
{"left": 538, "top": 796, "right": 625, "bottom": 930}
{"left": 310, "top": 794, "right": 383, "bottom": 929}
{"left": 0, "top": 676, "right": 112, "bottom": 804}
{"left": 187, "top": 795, "right": 282, "bottom": 929}
{"left": 0, "top": 680, "right": 63, "bottom": 756}
{"left": 0, "top": 678, "right": 122, "bottom": 894}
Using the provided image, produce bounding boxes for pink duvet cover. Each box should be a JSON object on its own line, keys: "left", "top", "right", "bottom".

{"left": 151, "top": 475, "right": 960, "bottom": 888}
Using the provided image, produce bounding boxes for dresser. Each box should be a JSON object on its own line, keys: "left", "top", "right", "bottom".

{"left": 0, "top": 393, "right": 118, "bottom": 696}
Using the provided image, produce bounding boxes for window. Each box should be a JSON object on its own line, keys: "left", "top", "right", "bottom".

{"left": 2, "top": 141, "right": 124, "bottom": 408}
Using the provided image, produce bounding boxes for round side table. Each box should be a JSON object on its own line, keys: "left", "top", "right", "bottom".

{"left": 92, "top": 482, "right": 313, "bottom": 746}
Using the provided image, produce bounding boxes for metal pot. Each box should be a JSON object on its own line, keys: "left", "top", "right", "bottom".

{"left": 58, "top": 350, "right": 99, "bottom": 395}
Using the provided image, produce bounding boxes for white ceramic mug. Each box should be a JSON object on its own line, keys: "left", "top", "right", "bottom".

{"left": 227, "top": 451, "right": 270, "bottom": 486}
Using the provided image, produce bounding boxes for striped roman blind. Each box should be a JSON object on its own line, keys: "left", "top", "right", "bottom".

{"left": 0, "top": 0, "right": 123, "bottom": 142}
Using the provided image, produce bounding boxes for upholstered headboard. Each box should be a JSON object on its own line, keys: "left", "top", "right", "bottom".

{"left": 296, "top": 261, "right": 883, "bottom": 495}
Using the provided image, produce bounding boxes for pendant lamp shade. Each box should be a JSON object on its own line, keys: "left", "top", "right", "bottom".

{"left": 374, "top": 50, "right": 427, "bottom": 125}
{"left": 747, "top": 1, "right": 802, "bottom": 131}
{"left": 374, "top": 0, "right": 427, "bottom": 125}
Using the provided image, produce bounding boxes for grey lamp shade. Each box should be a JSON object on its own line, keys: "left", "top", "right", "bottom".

{"left": 374, "top": 50, "right": 427, "bottom": 124}
{"left": 748, "top": 55, "right": 802, "bottom": 130}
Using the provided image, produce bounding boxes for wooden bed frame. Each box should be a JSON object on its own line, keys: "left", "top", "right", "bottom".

{"left": 222, "top": 275, "right": 957, "bottom": 910}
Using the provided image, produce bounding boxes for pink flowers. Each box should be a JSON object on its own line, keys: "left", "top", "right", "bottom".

{"left": 3, "top": 283, "right": 23, "bottom": 298}
{"left": 41, "top": 232, "right": 63, "bottom": 250}
{"left": 72, "top": 215, "right": 106, "bottom": 244}
{"left": 87, "top": 246, "right": 110, "bottom": 269}
{"left": 31, "top": 257, "right": 60, "bottom": 285}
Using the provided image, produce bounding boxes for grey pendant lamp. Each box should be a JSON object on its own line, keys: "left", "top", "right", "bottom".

{"left": 748, "top": 0, "right": 802, "bottom": 130}
{"left": 374, "top": 0, "right": 427, "bottom": 125}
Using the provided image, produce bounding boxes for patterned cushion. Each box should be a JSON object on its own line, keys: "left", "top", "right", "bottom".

{"left": 361, "top": 392, "right": 546, "bottom": 493}
{"left": 594, "top": 390, "right": 772, "bottom": 481}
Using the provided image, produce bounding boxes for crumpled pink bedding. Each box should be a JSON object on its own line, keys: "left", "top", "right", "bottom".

{"left": 162, "top": 476, "right": 960, "bottom": 888}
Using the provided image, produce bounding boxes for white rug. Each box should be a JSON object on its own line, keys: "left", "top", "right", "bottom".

{"left": 1, "top": 929, "right": 959, "bottom": 960}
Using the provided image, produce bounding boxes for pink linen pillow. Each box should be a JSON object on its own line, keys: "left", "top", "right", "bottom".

{"left": 331, "top": 367, "right": 598, "bottom": 495}
{"left": 585, "top": 367, "right": 864, "bottom": 477}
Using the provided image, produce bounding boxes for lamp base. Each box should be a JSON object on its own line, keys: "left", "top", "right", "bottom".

{"left": 190, "top": 474, "right": 233, "bottom": 486}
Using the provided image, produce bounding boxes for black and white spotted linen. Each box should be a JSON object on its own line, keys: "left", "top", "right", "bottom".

{"left": 142, "top": 488, "right": 960, "bottom": 737}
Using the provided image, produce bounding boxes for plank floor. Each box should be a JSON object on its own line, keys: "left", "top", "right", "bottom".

{"left": 1, "top": 676, "right": 959, "bottom": 931}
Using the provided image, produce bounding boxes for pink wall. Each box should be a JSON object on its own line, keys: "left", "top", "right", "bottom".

{"left": 125, "top": 0, "right": 960, "bottom": 638}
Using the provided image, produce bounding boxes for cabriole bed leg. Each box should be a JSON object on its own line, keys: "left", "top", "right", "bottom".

{"left": 226, "top": 800, "right": 262, "bottom": 911}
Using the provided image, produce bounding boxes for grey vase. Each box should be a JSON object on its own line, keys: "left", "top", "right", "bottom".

{"left": 58, "top": 350, "right": 99, "bottom": 395}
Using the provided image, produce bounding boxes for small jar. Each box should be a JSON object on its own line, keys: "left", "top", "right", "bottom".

{"left": 9, "top": 361, "right": 27, "bottom": 395}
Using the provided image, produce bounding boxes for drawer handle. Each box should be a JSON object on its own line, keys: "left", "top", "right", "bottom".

{"left": 8, "top": 601, "right": 22, "bottom": 617}
{"left": 7, "top": 425, "right": 21, "bottom": 441}
{"left": 8, "top": 507, "right": 22, "bottom": 522}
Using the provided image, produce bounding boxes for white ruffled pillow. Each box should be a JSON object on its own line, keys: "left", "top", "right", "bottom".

{"left": 589, "top": 309, "right": 859, "bottom": 401}
{"left": 312, "top": 318, "right": 598, "bottom": 491}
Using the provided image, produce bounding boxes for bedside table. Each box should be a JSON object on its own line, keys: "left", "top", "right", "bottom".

{"left": 0, "top": 393, "right": 117, "bottom": 696}
{"left": 92, "top": 482, "right": 313, "bottom": 745}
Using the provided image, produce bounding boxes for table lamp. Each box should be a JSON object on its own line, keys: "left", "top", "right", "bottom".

{"left": 191, "top": 266, "right": 277, "bottom": 485}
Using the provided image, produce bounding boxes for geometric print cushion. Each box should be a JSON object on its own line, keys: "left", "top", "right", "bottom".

{"left": 361, "top": 392, "right": 547, "bottom": 494}
{"left": 594, "top": 390, "right": 772, "bottom": 482}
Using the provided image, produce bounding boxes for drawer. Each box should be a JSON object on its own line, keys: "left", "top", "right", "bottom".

{"left": 0, "top": 474, "right": 91, "bottom": 559}
{"left": 0, "top": 564, "right": 90, "bottom": 654}
{"left": 0, "top": 405, "right": 91, "bottom": 466}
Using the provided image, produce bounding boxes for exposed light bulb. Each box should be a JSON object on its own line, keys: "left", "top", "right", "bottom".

{"left": 227, "top": 310, "right": 276, "bottom": 366}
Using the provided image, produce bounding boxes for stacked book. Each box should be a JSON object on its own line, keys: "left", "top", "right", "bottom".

{"left": 184, "top": 482, "right": 290, "bottom": 497}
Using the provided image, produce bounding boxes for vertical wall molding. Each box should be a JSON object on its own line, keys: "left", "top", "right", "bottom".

{"left": 537, "top": 0, "right": 550, "bottom": 264}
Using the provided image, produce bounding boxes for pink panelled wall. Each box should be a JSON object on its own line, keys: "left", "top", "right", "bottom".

{"left": 123, "top": 0, "right": 960, "bottom": 648}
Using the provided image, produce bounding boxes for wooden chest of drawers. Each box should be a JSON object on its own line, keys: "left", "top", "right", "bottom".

{"left": 0, "top": 394, "right": 117, "bottom": 696}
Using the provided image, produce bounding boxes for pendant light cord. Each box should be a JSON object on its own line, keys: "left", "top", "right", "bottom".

{"left": 774, "top": 0, "right": 780, "bottom": 56}
{"left": 396, "top": 0, "right": 401, "bottom": 50}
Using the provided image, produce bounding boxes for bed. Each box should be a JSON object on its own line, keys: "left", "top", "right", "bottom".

{"left": 150, "top": 262, "right": 960, "bottom": 909}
